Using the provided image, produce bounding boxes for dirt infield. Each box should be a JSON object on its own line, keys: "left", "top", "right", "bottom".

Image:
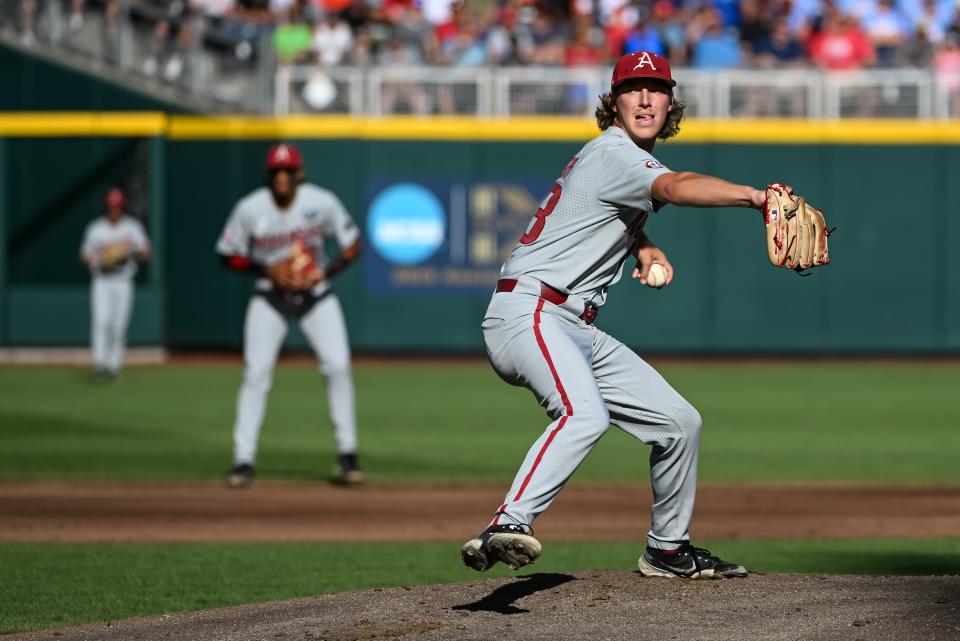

{"left": 3, "top": 482, "right": 960, "bottom": 542}
{"left": 6, "top": 482, "right": 960, "bottom": 641}
{"left": 8, "top": 573, "right": 960, "bottom": 641}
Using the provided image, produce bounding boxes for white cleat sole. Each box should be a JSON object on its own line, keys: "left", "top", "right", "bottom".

{"left": 487, "top": 533, "right": 542, "bottom": 570}
{"left": 461, "top": 538, "right": 493, "bottom": 572}
{"left": 637, "top": 556, "right": 711, "bottom": 579}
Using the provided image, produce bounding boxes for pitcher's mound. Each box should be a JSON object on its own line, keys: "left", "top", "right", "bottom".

{"left": 10, "top": 573, "right": 960, "bottom": 641}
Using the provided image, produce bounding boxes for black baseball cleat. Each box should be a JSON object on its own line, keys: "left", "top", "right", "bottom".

{"left": 638, "top": 543, "right": 749, "bottom": 579}
{"left": 226, "top": 463, "right": 255, "bottom": 489}
{"left": 461, "top": 523, "right": 542, "bottom": 572}
{"left": 332, "top": 453, "right": 365, "bottom": 485}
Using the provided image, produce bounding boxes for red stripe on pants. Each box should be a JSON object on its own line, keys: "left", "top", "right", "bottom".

{"left": 493, "top": 298, "right": 573, "bottom": 525}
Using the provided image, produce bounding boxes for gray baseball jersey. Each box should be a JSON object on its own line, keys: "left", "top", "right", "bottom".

{"left": 478, "top": 127, "right": 703, "bottom": 554}
{"left": 502, "top": 126, "right": 672, "bottom": 307}
{"left": 216, "top": 184, "right": 360, "bottom": 295}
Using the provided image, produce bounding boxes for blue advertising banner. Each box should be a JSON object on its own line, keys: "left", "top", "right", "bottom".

{"left": 363, "top": 178, "right": 552, "bottom": 296}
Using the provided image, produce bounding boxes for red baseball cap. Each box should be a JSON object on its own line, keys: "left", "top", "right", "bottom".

{"left": 266, "top": 143, "right": 303, "bottom": 170}
{"left": 104, "top": 187, "right": 125, "bottom": 209}
{"left": 611, "top": 51, "right": 676, "bottom": 90}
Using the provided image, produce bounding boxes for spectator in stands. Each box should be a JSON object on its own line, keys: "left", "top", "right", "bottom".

{"left": 898, "top": 23, "right": 935, "bottom": 65}
{"left": 19, "top": 0, "right": 36, "bottom": 45}
{"left": 808, "top": 9, "right": 876, "bottom": 70}
{"left": 745, "top": 17, "right": 808, "bottom": 116}
{"left": 141, "top": 0, "right": 201, "bottom": 82}
{"left": 738, "top": 0, "right": 775, "bottom": 52}
{"left": 623, "top": 16, "right": 666, "bottom": 57}
{"left": 604, "top": 5, "right": 636, "bottom": 60}
{"left": 934, "top": 33, "right": 960, "bottom": 115}
{"left": 691, "top": 9, "right": 745, "bottom": 68}
{"left": 100, "top": 0, "right": 122, "bottom": 63}
{"left": 651, "top": 0, "right": 690, "bottom": 65}
{"left": 863, "top": 0, "right": 911, "bottom": 66}
{"left": 272, "top": 3, "right": 313, "bottom": 64}
{"left": 69, "top": 0, "right": 85, "bottom": 32}
{"left": 514, "top": 5, "right": 567, "bottom": 65}
{"left": 908, "top": 0, "right": 950, "bottom": 44}
{"left": 312, "top": 13, "right": 353, "bottom": 66}
{"left": 379, "top": 38, "right": 431, "bottom": 114}
{"left": 753, "top": 16, "right": 806, "bottom": 65}
{"left": 565, "top": 17, "right": 603, "bottom": 66}
{"left": 390, "top": 5, "right": 438, "bottom": 65}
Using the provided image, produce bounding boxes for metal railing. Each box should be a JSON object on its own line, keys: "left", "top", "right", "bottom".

{"left": 276, "top": 66, "right": 960, "bottom": 120}
{"left": 1, "top": 0, "right": 274, "bottom": 112}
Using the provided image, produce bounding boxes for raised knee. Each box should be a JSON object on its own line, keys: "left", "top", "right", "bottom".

{"left": 573, "top": 406, "right": 610, "bottom": 438}
{"left": 671, "top": 403, "right": 702, "bottom": 439}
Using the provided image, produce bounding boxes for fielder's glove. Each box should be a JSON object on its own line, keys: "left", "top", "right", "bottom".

{"left": 98, "top": 242, "right": 132, "bottom": 268}
{"left": 763, "top": 183, "right": 834, "bottom": 273}
{"left": 267, "top": 240, "right": 324, "bottom": 290}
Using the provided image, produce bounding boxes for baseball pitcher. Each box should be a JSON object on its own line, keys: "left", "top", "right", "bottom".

{"left": 216, "top": 143, "right": 364, "bottom": 488}
{"left": 79, "top": 187, "right": 151, "bottom": 381}
{"left": 462, "top": 51, "right": 831, "bottom": 579}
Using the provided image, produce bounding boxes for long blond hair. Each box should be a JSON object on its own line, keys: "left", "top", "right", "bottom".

{"left": 594, "top": 91, "right": 685, "bottom": 140}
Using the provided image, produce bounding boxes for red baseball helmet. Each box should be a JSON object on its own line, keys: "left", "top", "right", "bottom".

{"left": 266, "top": 143, "right": 303, "bottom": 171}
{"left": 611, "top": 51, "right": 676, "bottom": 90}
{"left": 105, "top": 187, "right": 125, "bottom": 209}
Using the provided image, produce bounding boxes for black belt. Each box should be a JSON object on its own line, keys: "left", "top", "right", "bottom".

{"left": 496, "top": 278, "right": 598, "bottom": 325}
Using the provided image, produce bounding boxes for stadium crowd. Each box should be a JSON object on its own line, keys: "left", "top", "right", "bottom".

{"left": 17, "top": 0, "right": 960, "bottom": 71}
{"left": 11, "top": 0, "right": 960, "bottom": 114}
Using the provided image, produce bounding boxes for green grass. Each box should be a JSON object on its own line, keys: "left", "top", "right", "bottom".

{"left": 3, "top": 539, "right": 960, "bottom": 634}
{"left": 1, "top": 362, "right": 959, "bottom": 484}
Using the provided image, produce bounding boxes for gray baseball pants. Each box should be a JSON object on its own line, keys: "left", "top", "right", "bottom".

{"left": 90, "top": 274, "right": 134, "bottom": 374}
{"left": 233, "top": 294, "right": 357, "bottom": 465}
{"left": 482, "top": 276, "right": 701, "bottom": 549}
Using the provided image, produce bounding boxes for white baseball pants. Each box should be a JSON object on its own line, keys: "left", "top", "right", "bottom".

{"left": 483, "top": 277, "right": 702, "bottom": 549}
{"left": 232, "top": 294, "right": 357, "bottom": 465}
{"left": 90, "top": 275, "right": 134, "bottom": 373}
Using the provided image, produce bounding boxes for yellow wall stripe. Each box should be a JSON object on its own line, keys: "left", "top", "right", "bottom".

{"left": 0, "top": 112, "right": 167, "bottom": 136}
{"left": 2, "top": 113, "right": 960, "bottom": 144}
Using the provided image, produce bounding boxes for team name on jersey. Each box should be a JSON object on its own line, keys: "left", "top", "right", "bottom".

{"left": 253, "top": 225, "right": 323, "bottom": 250}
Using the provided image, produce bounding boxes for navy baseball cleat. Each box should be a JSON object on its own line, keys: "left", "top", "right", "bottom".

{"left": 638, "top": 543, "right": 749, "bottom": 579}
{"left": 332, "top": 453, "right": 365, "bottom": 485}
{"left": 461, "top": 523, "right": 542, "bottom": 572}
{"left": 226, "top": 463, "right": 255, "bottom": 489}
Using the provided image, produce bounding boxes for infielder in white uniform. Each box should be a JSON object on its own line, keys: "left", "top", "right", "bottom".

{"left": 79, "top": 188, "right": 151, "bottom": 381}
{"left": 217, "top": 143, "right": 364, "bottom": 488}
{"left": 462, "top": 51, "right": 769, "bottom": 579}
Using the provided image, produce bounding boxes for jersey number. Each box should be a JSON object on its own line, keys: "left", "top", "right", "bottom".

{"left": 519, "top": 184, "right": 562, "bottom": 245}
{"left": 519, "top": 156, "right": 578, "bottom": 245}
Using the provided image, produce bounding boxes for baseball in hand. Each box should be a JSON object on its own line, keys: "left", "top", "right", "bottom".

{"left": 646, "top": 263, "right": 667, "bottom": 288}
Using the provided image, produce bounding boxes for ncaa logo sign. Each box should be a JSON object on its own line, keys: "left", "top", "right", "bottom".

{"left": 367, "top": 183, "right": 446, "bottom": 265}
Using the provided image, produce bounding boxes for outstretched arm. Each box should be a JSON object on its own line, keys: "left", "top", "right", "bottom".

{"left": 652, "top": 172, "right": 765, "bottom": 210}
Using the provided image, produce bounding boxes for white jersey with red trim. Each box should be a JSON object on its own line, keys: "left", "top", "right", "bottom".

{"left": 216, "top": 183, "right": 360, "bottom": 294}
{"left": 80, "top": 215, "right": 150, "bottom": 278}
{"left": 500, "top": 126, "right": 672, "bottom": 307}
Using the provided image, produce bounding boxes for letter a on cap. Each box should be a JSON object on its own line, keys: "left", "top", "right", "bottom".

{"left": 634, "top": 51, "right": 657, "bottom": 71}
{"left": 275, "top": 145, "right": 290, "bottom": 161}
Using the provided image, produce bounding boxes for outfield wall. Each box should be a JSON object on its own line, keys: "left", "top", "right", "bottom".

{"left": 2, "top": 114, "right": 958, "bottom": 353}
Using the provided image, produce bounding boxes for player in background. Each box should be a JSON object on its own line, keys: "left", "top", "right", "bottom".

{"left": 217, "top": 143, "right": 364, "bottom": 488}
{"left": 80, "top": 187, "right": 151, "bottom": 382}
{"left": 461, "top": 51, "right": 768, "bottom": 579}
